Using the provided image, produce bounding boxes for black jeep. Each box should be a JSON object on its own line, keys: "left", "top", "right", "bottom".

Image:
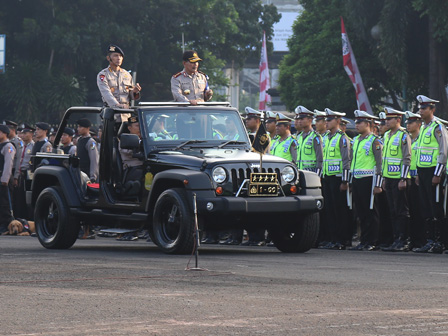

{"left": 28, "top": 103, "right": 323, "bottom": 254}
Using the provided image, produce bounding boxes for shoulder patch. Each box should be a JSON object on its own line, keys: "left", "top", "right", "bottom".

{"left": 173, "top": 72, "right": 182, "bottom": 78}
{"left": 198, "top": 70, "right": 209, "bottom": 79}
{"left": 90, "top": 141, "right": 96, "bottom": 150}
{"left": 99, "top": 74, "right": 105, "bottom": 82}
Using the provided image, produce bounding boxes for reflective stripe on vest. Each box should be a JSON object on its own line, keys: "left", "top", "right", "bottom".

{"left": 351, "top": 134, "right": 376, "bottom": 178}
{"left": 416, "top": 121, "right": 441, "bottom": 168}
{"left": 323, "top": 132, "right": 343, "bottom": 176}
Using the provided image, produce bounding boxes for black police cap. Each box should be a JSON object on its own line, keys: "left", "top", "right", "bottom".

{"left": 0, "top": 124, "right": 10, "bottom": 136}
{"left": 35, "top": 122, "right": 50, "bottom": 131}
{"left": 108, "top": 44, "right": 124, "bottom": 57}
{"left": 182, "top": 50, "right": 202, "bottom": 63}
{"left": 22, "top": 123, "right": 36, "bottom": 133}
{"left": 128, "top": 116, "right": 138, "bottom": 124}
{"left": 4, "top": 120, "right": 18, "bottom": 128}
{"left": 63, "top": 127, "right": 75, "bottom": 136}
{"left": 77, "top": 118, "right": 91, "bottom": 128}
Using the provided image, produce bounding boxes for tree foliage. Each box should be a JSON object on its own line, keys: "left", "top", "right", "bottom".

{"left": 279, "top": 0, "right": 448, "bottom": 117}
{"left": 0, "top": 0, "right": 279, "bottom": 122}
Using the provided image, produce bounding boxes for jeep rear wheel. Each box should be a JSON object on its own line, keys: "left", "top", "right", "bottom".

{"left": 269, "top": 213, "right": 319, "bottom": 253}
{"left": 152, "top": 188, "right": 195, "bottom": 254}
{"left": 34, "top": 186, "right": 80, "bottom": 249}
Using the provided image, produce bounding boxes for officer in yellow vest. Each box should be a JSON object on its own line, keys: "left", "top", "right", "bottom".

{"left": 319, "top": 108, "right": 351, "bottom": 250}
{"left": 381, "top": 108, "right": 412, "bottom": 252}
{"left": 413, "top": 95, "right": 448, "bottom": 253}
{"left": 294, "top": 106, "right": 323, "bottom": 176}
{"left": 269, "top": 113, "right": 297, "bottom": 163}
{"left": 293, "top": 108, "right": 303, "bottom": 137}
{"left": 349, "top": 110, "right": 383, "bottom": 251}
{"left": 405, "top": 111, "right": 425, "bottom": 248}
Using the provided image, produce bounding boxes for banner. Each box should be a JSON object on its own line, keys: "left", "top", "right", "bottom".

{"left": 259, "top": 31, "right": 271, "bottom": 111}
{"left": 341, "top": 18, "right": 372, "bottom": 114}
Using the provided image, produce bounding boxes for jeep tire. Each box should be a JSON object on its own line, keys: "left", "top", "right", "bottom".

{"left": 152, "top": 188, "right": 195, "bottom": 254}
{"left": 269, "top": 212, "right": 319, "bottom": 253}
{"left": 34, "top": 186, "right": 80, "bottom": 249}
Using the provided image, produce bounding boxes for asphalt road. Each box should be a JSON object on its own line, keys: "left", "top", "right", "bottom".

{"left": 2, "top": 236, "right": 448, "bottom": 336}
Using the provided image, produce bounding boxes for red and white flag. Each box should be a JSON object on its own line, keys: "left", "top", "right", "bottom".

{"left": 259, "top": 31, "right": 271, "bottom": 111}
{"left": 341, "top": 17, "right": 372, "bottom": 114}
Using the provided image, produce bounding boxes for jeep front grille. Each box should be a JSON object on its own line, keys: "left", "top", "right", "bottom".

{"left": 230, "top": 167, "right": 281, "bottom": 194}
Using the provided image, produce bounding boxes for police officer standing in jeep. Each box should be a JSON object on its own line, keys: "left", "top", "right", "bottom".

{"left": 0, "top": 125, "right": 16, "bottom": 234}
{"left": 59, "top": 127, "right": 77, "bottom": 155}
{"left": 171, "top": 50, "right": 213, "bottom": 105}
{"left": 76, "top": 118, "right": 99, "bottom": 183}
{"left": 413, "top": 95, "right": 448, "bottom": 253}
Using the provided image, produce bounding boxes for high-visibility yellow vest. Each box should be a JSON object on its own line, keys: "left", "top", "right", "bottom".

{"left": 297, "top": 131, "right": 321, "bottom": 171}
{"left": 382, "top": 129, "right": 407, "bottom": 178}
{"left": 351, "top": 134, "right": 377, "bottom": 178}
{"left": 416, "top": 121, "right": 441, "bottom": 168}
{"left": 270, "top": 135, "right": 295, "bottom": 161}
{"left": 323, "top": 131, "right": 344, "bottom": 176}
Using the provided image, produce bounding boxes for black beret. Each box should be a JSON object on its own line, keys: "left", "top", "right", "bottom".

{"left": 107, "top": 44, "right": 124, "bottom": 57}
{"left": 0, "top": 124, "right": 10, "bottom": 135}
{"left": 77, "top": 118, "right": 91, "bottom": 128}
{"left": 128, "top": 116, "right": 138, "bottom": 124}
{"left": 35, "top": 122, "right": 50, "bottom": 131}
{"left": 182, "top": 50, "right": 202, "bottom": 62}
{"left": 63, "top": 127, "right": 75, "bottom": 136}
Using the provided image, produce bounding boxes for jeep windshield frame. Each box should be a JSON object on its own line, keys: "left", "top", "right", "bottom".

{"left": 137, "top": 107, "right": 251, "bottom": 151}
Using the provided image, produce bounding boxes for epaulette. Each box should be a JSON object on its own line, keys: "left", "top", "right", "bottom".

{"left": 198, "top": 70, "right": 209, "bottom": 79}
{"left": 173, "top": 72, "right": 182, "bottom": 78}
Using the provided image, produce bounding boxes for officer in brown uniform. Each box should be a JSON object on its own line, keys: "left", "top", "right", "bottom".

{"left": 171, "top": 50, "right": 213, "bottom": 105}
{"left": 97, "top": 44, "right": 141, "bottom": 120}
{"left": 0, "top": 125, "right": 16, "bottom": 233}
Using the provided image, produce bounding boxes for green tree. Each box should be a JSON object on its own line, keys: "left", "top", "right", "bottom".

{"left": 278, "top": 0, "right": 388, "bottom": 116}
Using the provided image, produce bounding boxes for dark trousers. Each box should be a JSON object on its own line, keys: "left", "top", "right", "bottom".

{"left": 318, "top": 178, "right": 330, "bottom": 243}
{"left": 323, "top": 175, "right": 349, "bottom": 244}
{"left": 13, "top": 171, "right": 28, "bottom": 219}
{"left": 417, "top": 167, "right": 444, "bottom": 241}
{"left": 384, "top": 178, "right": 410, "bottom": 241}
{"left": 377, "top": 189, "right": 393, "bottom": 245}
{"left": 352, "top": 177, "right": 379, "bottom": 246}
{"left": 0, "top": 184, "right": 14, "bottom": 231}
{"left": 409, "top": 178, "right": 425, "bottom": 247}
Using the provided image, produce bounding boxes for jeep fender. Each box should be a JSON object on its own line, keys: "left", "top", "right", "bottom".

{"left": 298, "top": 170, "right": 321, "bottom": 189}
{"left": 31, "top": 166, "right": 82, "bottom": 207}
{"left": 146, "top": 169, "right": 213, "bottom": 213}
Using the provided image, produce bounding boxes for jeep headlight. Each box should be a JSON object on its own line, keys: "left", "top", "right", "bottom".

{"left": 281, "top": 166, "right": 295, "bottom": 183}
{"left": 212, "top": 166, "right": 227, "bottom": 183}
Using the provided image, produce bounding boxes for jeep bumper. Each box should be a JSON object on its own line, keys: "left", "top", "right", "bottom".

{"left": 195, "top": 194, "right": 323, "bottom": 215}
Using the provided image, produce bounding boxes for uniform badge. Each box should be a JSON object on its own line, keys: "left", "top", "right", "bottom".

{"left": 8, "top": 147, "right": 12, "bottom": 153}
{"left": 90, "top": 142, "right": 96, "bottom": 150}
{"left": 110, "top": 87, "right": 115, "bottom": 93}
{"left": 27, "top": 149, "right": 31, "bottom": 154}
{"left": 183, "top": 89, "right": 190, "bottom": 95}
{"left": 100, "top": 75, "right": 105, "bottom": 82}
{"left": 376, "top": 144, "right": 380, "bottom": 150}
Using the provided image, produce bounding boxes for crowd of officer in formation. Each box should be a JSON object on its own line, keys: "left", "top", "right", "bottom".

{"left": 2, "top": 43, "right": 448, "bottom": 255}
{"left": 226, "top": 94, "right": 448, "bottom": 254}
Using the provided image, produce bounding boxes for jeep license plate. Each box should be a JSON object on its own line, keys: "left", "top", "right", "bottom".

{"left": 248, "top": 173, "right": 278, "bottom": 196}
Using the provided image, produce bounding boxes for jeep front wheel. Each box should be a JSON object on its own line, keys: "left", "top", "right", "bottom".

{"left": 34, "top": 186, "right": 79, "bottom": 249}
{"left": 269, "top": 213, "right": 319, "bottom": 253}
{"left": 152, "top": 188, "right": 195, "bottom": 254}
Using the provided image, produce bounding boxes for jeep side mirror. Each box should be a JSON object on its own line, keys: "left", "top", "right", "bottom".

{"left": 120, "top": 133, "right": 140, "bottom": 149}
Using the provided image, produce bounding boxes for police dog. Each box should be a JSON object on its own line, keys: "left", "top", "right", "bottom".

{"left": 2, "top": 219, "right": 35, "bottom": 236}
